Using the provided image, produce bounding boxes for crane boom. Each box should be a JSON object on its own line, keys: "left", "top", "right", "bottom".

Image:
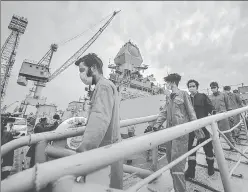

{"left": 48, "top": 10, "right": 120, "bottom": 82}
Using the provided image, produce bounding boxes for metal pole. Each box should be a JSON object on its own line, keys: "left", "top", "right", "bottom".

{"left": 110, "top": 160, "right": 123, "bottom": 189}
{"left": 151, "top": 146, "right": 158, "bottom": 171}
{"left": 2, "top": 115, "right": 158, "bottom": 157}
{"left": 45, "top": 145, "right": 152, "bottom": 178}
{"left": 211, "top": 122, "right": 233, "bottom": 192}
{"left": 35, "top": 140, "right": 48, "bottom": 164}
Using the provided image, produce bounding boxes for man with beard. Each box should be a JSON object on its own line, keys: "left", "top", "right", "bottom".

{"left": 209, "top": 82, "right": 236, "bottom": 148}
{"left": 185, "top": 79, "right": 215, "bottom": 179}
{"left": 151, "top": 73, "right": 205, "bottom": 192}
{"left": 223, "top": 86, "right": 244, "bottom": 142}
{"left": 75, "top": 53, "right": 122, "bottom": 189}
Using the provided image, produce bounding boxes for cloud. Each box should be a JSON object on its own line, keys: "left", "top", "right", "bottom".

{"left": 1, "top": 1, "right": 248, "bottom": 112}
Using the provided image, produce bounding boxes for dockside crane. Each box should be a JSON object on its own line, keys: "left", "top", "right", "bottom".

{"left": 1, "top": 15, "right": 28, "bottom": 105}
{"left": 16, "top": 10, "right": 120, "bottom": 115}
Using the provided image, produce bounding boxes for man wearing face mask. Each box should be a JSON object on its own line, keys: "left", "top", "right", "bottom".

{"left": 185, "top": 79, "right": 216, "bottom": 179}
{"left": 152, "top": 73, "right": 205, "bottom": 192}
{"left": 209, "top": 82, "right": 236, "bottom": 149}
{"left": 74, "top": 53, "right": 123, "bottom": 189}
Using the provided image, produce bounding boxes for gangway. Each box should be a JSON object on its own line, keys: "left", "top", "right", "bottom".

{"left": 1, "top": 106, "right": 248, "bottom": 192}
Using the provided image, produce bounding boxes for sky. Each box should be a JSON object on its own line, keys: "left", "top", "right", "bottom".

{"left": 1, "top": 1, "right": 248, "bottom": 113}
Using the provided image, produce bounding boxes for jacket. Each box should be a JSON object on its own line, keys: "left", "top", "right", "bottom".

{"left": 154, "top": 90, "right": 198, "bottom": 141}
{"left": 226, "top": 92, "right": 244, "bottom": 110}
{"left": 78, "top": 77, "right": 121, "bottom": 151}
{"left": 190, "top": 92, "right": 215, "bottom": 119}
{"left": 209, "top": 91, "right": 232, "bottom": 113}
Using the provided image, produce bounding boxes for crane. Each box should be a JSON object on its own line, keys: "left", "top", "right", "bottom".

{"left": 1, "top": 15, "right": 28, "bottom": 105}
{"left": 16, "top": 10, "right": 120, "bottom": 116}
{"left": 48, "top": 10, "right": 120, "bottom": 82}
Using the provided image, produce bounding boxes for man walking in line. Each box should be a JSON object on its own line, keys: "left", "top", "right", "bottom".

{"left": 209, "top": 82, "right": 236, "bottom": 148}
{"left": 223, "top": 86, "right": 245, "bottom": 142}
{"left": 75, "top": 53, "right": 123, "bottom": 189}
{"left": 185, "top": 79, "right": 216, "bottom": 179}
{"left": 151, "top": 73, "right": 205, "bottom": 192}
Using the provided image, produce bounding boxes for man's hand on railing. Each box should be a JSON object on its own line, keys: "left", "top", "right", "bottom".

{"left": 211, "top": 110, "right": 217, "bottom": 115}
{"left": 144, "top": 126, "right": 153, "bottom": 133}
{"left": 152, "top": 125, "right": 160, "bottom": 132}
{"left": 194, "top": 129, "right": 205, "bottom": 140}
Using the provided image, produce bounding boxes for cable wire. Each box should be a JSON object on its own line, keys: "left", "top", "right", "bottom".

{"left": 57, "top": 13, "right": 113, "bottom": 46}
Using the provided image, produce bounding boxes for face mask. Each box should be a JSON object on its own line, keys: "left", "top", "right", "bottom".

{"left": 189, "top": 87, "right": 197, "bottom": 93}
{"left": 211, "top": 87, "right": 218, "bottom": 93}
{"left": 80, "top": 72, "right": 93, "bottom": 85}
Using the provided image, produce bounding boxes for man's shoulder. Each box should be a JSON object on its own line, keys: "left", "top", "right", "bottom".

{"left": 221, "top": 92, "right": 228, "bottom": 98}
{"left": 178, "top": 90, "right": 189, "bottom": 95}
{"left": 98, "top": 78, "right": 117, "bottom": 93}
{"left": 197, "top": 92, "right": 208, "bottom": 98}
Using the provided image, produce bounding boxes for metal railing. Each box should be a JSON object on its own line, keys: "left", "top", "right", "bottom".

{"left": 1, "top": 106, "right": 248, "bottom": 192}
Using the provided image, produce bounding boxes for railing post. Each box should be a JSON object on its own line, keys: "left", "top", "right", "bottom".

{"left": 35, "top": 140, "right": 48, "bottom": 164}
{"left": 151, "top": 146, "right": 158, "bottom": 171}
{"left": 241, "top": 114, "right": 248, "bottom": 136}
{"left": 211, "top": 122, "right": 233, "bottom": 192}
{"left": 110, "top": 160, "right": 124, "bottom": 189}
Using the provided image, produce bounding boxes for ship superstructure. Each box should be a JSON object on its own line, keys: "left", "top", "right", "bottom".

{"left": 108, "top": 41, "right": 165, "bottom": 101}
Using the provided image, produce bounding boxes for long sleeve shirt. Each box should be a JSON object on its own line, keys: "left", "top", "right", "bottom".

{"left": 209, "top": 92, "right": 232, "bottom": 113}
{"left": 226, "top": 92, "right": 244, "bottom": 109}
{"left": 77, "top": 77, "right": 121, "bottom": 152}
{"left": 190, "top": 93, "right": 215, "bottom": 119}
{"left": 154, "top": 90, "right": 197, "bottom": 129}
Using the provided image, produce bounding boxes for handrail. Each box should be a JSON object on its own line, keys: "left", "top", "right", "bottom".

{"left": 1, "top": 115, "right": 158, "bottom": 156}
{"left": 217, "top": 114, "right": 248, "bottom": 178}
{"left": 2, "top": 106, "right": 248, "bottom": 192}
{"left": 229, "top": 147, "right": 248, "bottom": 177}
{"left": 222, "top": 120, "right": 242, "bottom": 134}
{"left": 126, "top": 138, "right": 212, "bottom": 192}
{"left": 218, "top": 130, "right": 248, "bottom": 160}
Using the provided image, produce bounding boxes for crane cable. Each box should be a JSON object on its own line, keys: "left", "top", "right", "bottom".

{"left": 57, "top": 12, "right": 113, "bottom": 47}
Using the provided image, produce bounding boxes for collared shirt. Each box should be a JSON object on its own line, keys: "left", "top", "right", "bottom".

{"left": 79, "top": 77, "right": 121, "bottom": 151}
{"left": 226, "top": 92, "right": 244, "bottom": 109}
{"left": 190, "top": 92, "right": 215, "bottom": 119}
{"left": 154, "top": 90, "right": 197, "bottom": 128}
{"left": 209, "top": 91, "right": 232, "bottom": 113}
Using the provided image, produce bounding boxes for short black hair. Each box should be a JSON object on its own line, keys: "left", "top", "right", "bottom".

{"left": 164, "top": 73, "right": 181, "bottom": 86}
{"left": 75, "top": 53, "right": 103, "bottom": 74}
{"left": 223, "top": 86, "right": 231, "bottom": 91}
{"left": 233, "top": 89, "right": 239, "bottom": 93}
{"left": 40, "top": 117, "right": 47, "bottom": 122}
{"left": 187, "top": 79, "right": 199, "bottom": 89}
{"left": 210, "top": 81, "right": 219, "bottom": 88}
{"left": 53, "top": 114, "right": 60, "bottom": 120}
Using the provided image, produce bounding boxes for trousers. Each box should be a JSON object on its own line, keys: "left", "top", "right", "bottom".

{"left": 188, "top": 127, "right": 214, "bottom": 165}
{"left": 166, "top": 135, "right": 188, "bottom": 192}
